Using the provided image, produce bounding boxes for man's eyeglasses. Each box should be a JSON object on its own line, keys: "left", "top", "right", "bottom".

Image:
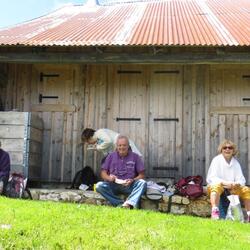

{"left": 222, "top": 146, "right": 233, "bottom": 150}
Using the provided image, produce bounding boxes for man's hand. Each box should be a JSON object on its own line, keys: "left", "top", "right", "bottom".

{"left": 109, "top": 174, "right": 116, "bottom": 182}
{"left": 122, "top": 179, "right": 134, "bottom": 187}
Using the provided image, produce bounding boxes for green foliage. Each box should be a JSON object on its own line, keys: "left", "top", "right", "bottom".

{"left": 0, "top": 196, "right": 249, "bottom": 250}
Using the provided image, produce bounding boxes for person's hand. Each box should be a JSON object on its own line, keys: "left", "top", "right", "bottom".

{"left": 109, "top": 174, "right": 116, "bottom": 182}
{"left": 231, "top": 183, "right": 241, "bottom": 190}
{"left": 221, "top": 182, "right": 233, "bottom": 189}
{"left": 122, "top": 179, "right": 134, "bottom": 187}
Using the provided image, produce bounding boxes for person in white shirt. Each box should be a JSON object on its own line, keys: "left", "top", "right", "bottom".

{"left": 206, "top": 139, "right": 250, "bottom": 221}
{"left": 81, "top": 128, "right": 142, "bottom": 160}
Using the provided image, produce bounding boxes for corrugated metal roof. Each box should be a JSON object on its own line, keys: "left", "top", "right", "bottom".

{"left": 0, "top": 0, "right": 250, "bottom": 47}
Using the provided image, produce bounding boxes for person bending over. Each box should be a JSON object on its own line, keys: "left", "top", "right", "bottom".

{"left": 96, "top": 135, "right": 146, "bottom": 209}
{"left": 81, "top": 128, "right": 142, "bottom": 158}
{"left": 206, "top": 139, "right": 250, "bottom": 222}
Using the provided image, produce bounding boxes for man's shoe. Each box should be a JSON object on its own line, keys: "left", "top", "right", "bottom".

{"left": 0, "top": 181, "right": 4, "bottom": 195}
{"left": 211, "top": 208, "right": 220, "bottom": 220}
{"left": 122, "top": 202, "right": 133, "bottom": 209}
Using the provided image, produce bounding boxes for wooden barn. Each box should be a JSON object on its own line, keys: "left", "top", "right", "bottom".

{"left": 0, "top": 0, "right": 250, "bottom": 186}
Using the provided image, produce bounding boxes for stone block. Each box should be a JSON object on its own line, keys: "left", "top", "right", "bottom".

{"left": 170, "top": 204, "right": 186, "bottom": 215}
{"left": 171, "top": 195, "right": 182, "bottom": 204}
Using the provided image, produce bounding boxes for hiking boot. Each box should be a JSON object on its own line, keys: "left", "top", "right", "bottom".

{"left": 211, "top": 208, "right": 220, "bottom": 220}
{"left": 0, "top": 181, "right": 3, "bottom": 195}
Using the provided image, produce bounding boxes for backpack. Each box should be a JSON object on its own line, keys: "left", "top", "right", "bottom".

{"left": 70, "top": 166, "right": 97, "bottom": 190}
{"left": 175, "top": 175, "right": 203, "bottom": 199}
{"left": 5, "top": 173, "right": 32, "bottom": 199}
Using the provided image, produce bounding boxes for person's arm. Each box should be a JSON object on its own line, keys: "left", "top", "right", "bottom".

{"left": 100, "top": 170, "right": 116, "bottom": 182}
{"left": 134, "top": 171, "right": 145, "bottom": 181}
{"left": 95, "top": 130, "right": 113, "bottom": 152}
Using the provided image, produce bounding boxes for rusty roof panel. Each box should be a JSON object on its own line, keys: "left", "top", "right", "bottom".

{"left": 0, "top": 0, "right": 250, "bottom": 47}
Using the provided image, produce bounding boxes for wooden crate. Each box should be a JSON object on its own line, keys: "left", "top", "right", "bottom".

{"left": 0, "top": 112, "right": 43, "bottom": 181}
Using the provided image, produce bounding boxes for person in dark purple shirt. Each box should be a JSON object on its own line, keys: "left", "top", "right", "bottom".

{"left": 0, "top": 141, "right": 10, "bottom": 195}
{"left": 96, "top": 135, "right": 146, "bottom": 208}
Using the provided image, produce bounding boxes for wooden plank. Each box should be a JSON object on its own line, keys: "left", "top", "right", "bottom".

{"left": 31, "top": 104, "right": 76, "bottom": 112}
{"left": 41, "top": 112, "right": 52, "bottom": 181}
{"left": 182, "top": 65, "right": 193, "bottom": 177}
{"left": 0, "top": 112, "right": 26, "bottom": 124}
{"left": 51, "top": 112, "right": 64, "bottom": 182}
{"left": 194, "top": 65, "right": 206, "bottom": 177}
{"left": 27, "top": 140, "right": 42, "bottom": 154}
{"left": 2, "top": 51, "right": 250, "bottom": 64}
{"left": 0, "top": 125, "right": 25, "bottom": 138}
{"left": 218, "top": 115, "right": 226, "bottom": 142}
{"left": 238, "top": 115, "right": 248, "bottom": 177}
{"left": 210, "top": 107, "right": 250, "bottom": 115}
{"left": 204, "top": 65, "right": 211, "bottom": 174}
{"left": 9, "top": 152, "right": 23, "bottom": 165}
{"left": 10, "top": 165, "right": 24, "bottom": 174}
{"left": 29, "top": 127, "right": 43, "bottom": 143}
{"left": 0, "top": 138, "right": 24, "bottom": 151}
{"left": 28, "top": 153, "right": 42, "bottom": 167}
{"left": 30, "top": 112, "right": 44, "bottom": 129}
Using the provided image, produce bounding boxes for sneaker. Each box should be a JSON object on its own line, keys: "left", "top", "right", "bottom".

{"left": 0, "top": 181, "right": 3, "bottom": 195}
{"left": 211, "top": 208, "right": 220, "bottom": 220}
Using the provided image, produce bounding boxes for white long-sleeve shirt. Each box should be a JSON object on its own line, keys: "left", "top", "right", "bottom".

{"left": 206, "top": 154, "right": 246, "bottom": 186}
{"left": 93, "top": 129, "right": 142, "bottom": 157}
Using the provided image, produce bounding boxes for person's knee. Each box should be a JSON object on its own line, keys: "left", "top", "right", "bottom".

{"left": 95, "top": 181, "right": 105, "bottom": 192}
{"left": 208, "top": 184, "right": 224, "bottom": 196}
{"left": 135, "top": 179, "right": 147, "bottom": 190}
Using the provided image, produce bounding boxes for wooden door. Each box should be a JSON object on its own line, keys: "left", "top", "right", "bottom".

{"left": 107, "top": 65, "right": 148, "bottom": 159}
{"left": 148, "top": 66, "right": 183, "bottom": 179}
{"left": 31, "top": 65, "right": 78, "bottom": 183}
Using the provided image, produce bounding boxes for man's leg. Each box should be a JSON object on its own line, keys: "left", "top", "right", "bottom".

{"left": 96, "top": 181, "right": 124, "bottom": 207}
{"left": 123, "top": 179, "right": 147, "bottom": 208}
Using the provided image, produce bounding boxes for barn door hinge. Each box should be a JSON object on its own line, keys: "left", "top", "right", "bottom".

{"left": 40, "top": 72, "right": 60, "bottom": 82}
{"left": 242, "top": 75, "right": 250, "bottom": 79}
{"left": 154, "top": 70, "right": 179, "bottom": 74}
{"left": 117, "top": 70, "right": 142, "bottom": 74}
{"left": 116, "top": 117, "right": 141, "bottom": 121}
{"left": 39, "top": 93, "right": 59, "bottom": 103}
{"left": 154, "top": 118, "right": 179, "bottom": 122}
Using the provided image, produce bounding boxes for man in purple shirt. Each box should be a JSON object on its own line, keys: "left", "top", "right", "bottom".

{"left": 0, "top": 141, "right": 10, "bottom": 195}
{"left": 96, "top": 135, "right": 146, "bottom": 208}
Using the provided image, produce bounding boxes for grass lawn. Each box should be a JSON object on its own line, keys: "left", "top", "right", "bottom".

{"left": 0, "top": 197, "right": 249, "bottom": 250}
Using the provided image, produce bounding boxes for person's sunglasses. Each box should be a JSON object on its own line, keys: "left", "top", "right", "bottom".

{"left": 222, "top": 146, "right": 233, "bottom": 150}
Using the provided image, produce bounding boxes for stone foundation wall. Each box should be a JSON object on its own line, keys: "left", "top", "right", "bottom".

{"left": 30, "top": 189, "right": 211, "bottom": 217}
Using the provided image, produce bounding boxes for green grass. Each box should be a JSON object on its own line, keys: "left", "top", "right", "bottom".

{"left": 0, "top": 197, "right": 249, "bottom": 250}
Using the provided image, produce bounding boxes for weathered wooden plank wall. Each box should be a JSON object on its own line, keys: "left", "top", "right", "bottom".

{"left": 0, "top": 112, "right": 43, "bottom": 179}
{"left": 207, "top": 65, "right": 250, "bottom": 183}
{"left": 1, "top": 62, "right": 250, "bottom": 184}
{"left": 1, "top": 64, "right": 85, "bottom": 184}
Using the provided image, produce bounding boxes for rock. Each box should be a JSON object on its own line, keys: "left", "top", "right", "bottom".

{"left": 29, "top": 188, "right": 212, "bottom": 218}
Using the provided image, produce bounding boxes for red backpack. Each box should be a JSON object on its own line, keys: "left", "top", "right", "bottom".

{"left": 175, "top": 175, "right": 203, "bottom": 199}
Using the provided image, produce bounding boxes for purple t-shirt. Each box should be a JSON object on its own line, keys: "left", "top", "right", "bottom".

{"left": 102, "top": 151, "right": 145, "bottom": 180}
{"left": 0, "top": 148, "right": 10, "bottom": 178}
